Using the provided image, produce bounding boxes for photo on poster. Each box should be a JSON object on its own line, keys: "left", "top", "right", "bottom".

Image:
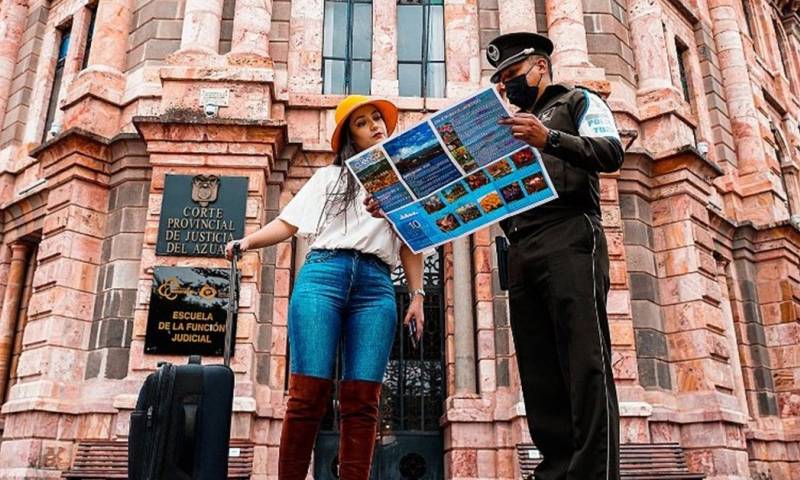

{"left": 450, "top": 145, "right": 479, "bottom": 172}
{"left": 486, "top": 158, "right": 514, "bottom": 179}
{"left": 465, "top": 170, "right": 490, "bottom": 190}
{"left": 437, "top": 122, "right": 462, "bottom": 149}
{"left": 422, "top": 194, "right": 446, "bottom": 214}
{"left": 349, "top": 148, "right": 415, "bottom": 212}
{"left": 510, "top": 147, "right": 537, "bottom": 168}
{"left": 441, "top": 181, "right": 469, "bottom": 203}
{"left": 479, "top": 191, "right": 504, "bottom": 213}
{"left": 435, "top": 213, "right": 461, "bottom": 233}
{"left": 383, "top": 122, "right": 463, "bottom": 198}
{"left": 499, "top": 181, "right": 525, "bottom": 203}
{"left": 430, "top": 88, "right": 527, "bottom": 171}
{"left": 455, "top": 203, "right": 483, "bottom": 223}
{"left": 522, "top": 172, "right": 548, "bottom": 194}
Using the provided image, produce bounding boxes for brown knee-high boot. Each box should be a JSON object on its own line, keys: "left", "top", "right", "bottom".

{"left": 338, "top": 380, "right": 382, "bottom": 480}
{"left": 279, "top": 374, "right": 334, "bottom": 480}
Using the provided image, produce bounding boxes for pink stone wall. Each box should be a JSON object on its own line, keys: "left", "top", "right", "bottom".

{"left": 0, "top": 0, "right": 49, "bottom": 149}
{"left": 0, "top": 0, "right": 799, "bottom": 478}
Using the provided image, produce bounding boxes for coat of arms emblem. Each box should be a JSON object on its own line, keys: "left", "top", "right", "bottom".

{"left": 191, "top": 175, "right": 219, "bottom": 207}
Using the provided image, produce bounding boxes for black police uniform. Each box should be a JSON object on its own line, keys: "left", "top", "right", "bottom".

{"left": 489, "top": 32, "right": 624, "bottom": 480}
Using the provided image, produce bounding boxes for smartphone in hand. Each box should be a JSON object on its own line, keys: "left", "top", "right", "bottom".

{"left": 407, "top": 321, "right": 418, "bottom": 350}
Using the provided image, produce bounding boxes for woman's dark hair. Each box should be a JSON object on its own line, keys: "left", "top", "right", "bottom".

{"left": 315, "top": 123, "right": 362, "bottom": 234}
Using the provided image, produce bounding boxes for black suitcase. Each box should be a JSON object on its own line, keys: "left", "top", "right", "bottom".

{"left": 129, "top": 246, "right": 241, "bottom": 479}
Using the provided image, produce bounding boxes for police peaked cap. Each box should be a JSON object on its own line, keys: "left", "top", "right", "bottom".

{"left": 487, "top": 32, "right": 554, "bottom": 83}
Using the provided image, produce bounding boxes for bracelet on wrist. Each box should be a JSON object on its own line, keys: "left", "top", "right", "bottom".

{"left": 409, "top": 287, "right": 426, "bottom": 299}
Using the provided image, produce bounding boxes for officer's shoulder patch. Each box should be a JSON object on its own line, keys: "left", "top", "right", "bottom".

{"left": 576, "top": 90, "right": 620, "bottom": 141}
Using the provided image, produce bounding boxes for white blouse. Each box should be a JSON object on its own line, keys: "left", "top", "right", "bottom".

{"left": 278, "top": 165, "right": 405, "bottom": 267}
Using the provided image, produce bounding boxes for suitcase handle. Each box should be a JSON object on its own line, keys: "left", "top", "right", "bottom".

{"left": 224, "top": 243, "right": 242, "bottom": 367}
{"left": 495, "top": 236, "right": 509, "bottom": 291}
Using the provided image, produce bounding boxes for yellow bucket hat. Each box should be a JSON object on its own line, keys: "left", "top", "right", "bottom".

{"left": 330, "top": 95, "right": 399, "bottom": 153}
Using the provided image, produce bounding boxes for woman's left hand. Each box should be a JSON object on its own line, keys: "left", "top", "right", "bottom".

{"left": 363, "top": 194, "right": 385, "bottom": 219}
{"left": 403, "top": 295, "right": 425, "bottom": 343}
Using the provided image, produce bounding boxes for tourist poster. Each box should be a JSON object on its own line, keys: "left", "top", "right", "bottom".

{"left": 346, "top": 87, "right": 558, "bottom": 253}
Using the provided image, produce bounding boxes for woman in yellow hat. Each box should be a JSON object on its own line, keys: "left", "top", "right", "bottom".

{"left": 226, "top": 95, "right": 425, "bottom": 480}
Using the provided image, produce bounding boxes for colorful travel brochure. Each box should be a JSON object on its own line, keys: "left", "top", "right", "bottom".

{"left": 346, "top": 87, "right": 559, "bottom": 253}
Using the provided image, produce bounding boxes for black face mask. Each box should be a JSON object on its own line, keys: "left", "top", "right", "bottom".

{"left": 505, "top": 64, "right": 541, "bottom": 111}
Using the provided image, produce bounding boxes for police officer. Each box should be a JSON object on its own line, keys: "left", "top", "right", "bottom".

{"left": 490, "top": 32, "right": 623, "bottom": 479}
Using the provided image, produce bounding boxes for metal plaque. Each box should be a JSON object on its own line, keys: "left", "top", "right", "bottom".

{"left": 156, "top": 174, "right": 248, "bottom": 257}
{"left": 144, "top": 266, "right": 237, "bottom": 356}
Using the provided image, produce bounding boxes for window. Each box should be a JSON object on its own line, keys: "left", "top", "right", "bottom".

{"left": 43, "top": 27, "right": 71, "bottom": 142}
{"left": 322, "top": 0, "right": 373, "bottom": 94}
{"left": 674, "top": 39, "right": 697, "bottom": 144}
{"left": 773, "top": 18, "right": 794, "bottom": 89}
{"left": 740, "top": 0, "right": 755, "bottom": 37}
{"left": 81, "top": 6, "right": 97, "bottom": 70}
{"left": 771, "top": 128, "right": 794, "bottom": 215}
{"left": 397, "top": 0, "right": 446, "bottom": 97}
{"left": 675, "top": 39, "right": 692, "bottom": 104}
{"left": 773, "top": 20, "right": 786, "bottom": 64}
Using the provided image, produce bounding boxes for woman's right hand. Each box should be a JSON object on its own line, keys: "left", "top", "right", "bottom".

{"left": 225, "top": 238, "right": 248, "bottom": 260}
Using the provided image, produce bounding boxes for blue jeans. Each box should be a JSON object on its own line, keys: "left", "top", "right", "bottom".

{"left": 288, "top": 249, "right": 397, "bottom": 382}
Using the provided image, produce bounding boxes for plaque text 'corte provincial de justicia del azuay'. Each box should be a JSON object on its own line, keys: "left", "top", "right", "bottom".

{"left": 156, "top": 174, "right": 248, "bottom": 257}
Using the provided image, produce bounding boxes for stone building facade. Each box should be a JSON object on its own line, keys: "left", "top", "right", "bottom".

{"left": 0, "top": 0, "right": 799, "bottom": 478}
